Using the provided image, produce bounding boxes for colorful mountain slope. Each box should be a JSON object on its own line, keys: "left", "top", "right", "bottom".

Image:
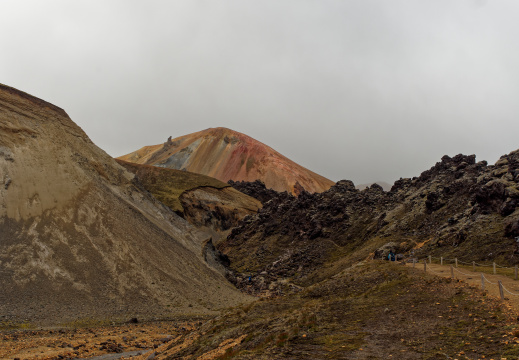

{"left": 118, "top": 127, "right": 334, "bottom": 195}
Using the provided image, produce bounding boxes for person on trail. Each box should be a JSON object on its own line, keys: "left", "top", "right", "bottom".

{"left": 388, "top": 251, "right": 396, "bottom": 262}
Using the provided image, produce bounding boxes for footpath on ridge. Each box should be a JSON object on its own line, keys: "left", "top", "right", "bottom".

{"left": 405, "top": 261, "right": 519, "bottom": 313}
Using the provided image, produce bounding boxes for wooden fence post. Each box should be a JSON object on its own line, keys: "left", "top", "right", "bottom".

{"left": 472, "top": 261, "right": 475, "bottom": 272}
{"left": 455, "top": 258, "right": 458, "bottom": 268}
{"left": 441, "top": 257, "right": 443, "bottom": 265}
{"left": 450, "top": 265, "right": 454, "bottom": 279}
{"left": 424, "top": 260, "right": 427, "bottom": 272}
{"left": 515, "top": 265, "right": 518, "bottom": 281}
{"left": 428, "top": 255, "right": 432, "bottom": 264}
{"left": 498, "top": 280, "right": 505, "bottom": 300}
{"left": 493, "top": 262, "right": 496, "bottom": 275}
{"left": 481, "top": 273, "right": 485, "bottom": 291}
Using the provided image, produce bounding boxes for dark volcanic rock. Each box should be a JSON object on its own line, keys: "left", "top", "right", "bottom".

{"left": 475, "top": 181, "right": 507, "bottom": 213}
{"left": 228, "top": 180, "right": 281, "bottom": 204}
{"left": 219, "top": 151, "right": 519, "bottom": 295}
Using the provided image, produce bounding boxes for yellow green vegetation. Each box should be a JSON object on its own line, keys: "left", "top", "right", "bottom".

{"left": 116, "top": 159, "right": 228, "bottom": 214}
{"left": 0, "top": 320, "right": 35, "bottom": 331}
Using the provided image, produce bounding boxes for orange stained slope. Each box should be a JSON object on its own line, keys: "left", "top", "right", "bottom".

{"left": 118, "top": 127, "right": 334, "bottom": 195}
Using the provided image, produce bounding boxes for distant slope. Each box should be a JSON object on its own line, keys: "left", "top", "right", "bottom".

{"left": 118, "top": 127, "right": 334, "bottom": 195}
{"left": 0, "top": 84, "right": 250, "bottom": 326}
{"left": 117, "top": 159, "right": 261, "bottom": 236}
{"left": 116, "top": 159, "right": 230, "bottom": 215}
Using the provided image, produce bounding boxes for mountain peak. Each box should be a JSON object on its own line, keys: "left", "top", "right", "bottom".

{"left": 119, "top": 128, "right": 334, "bottom": 194}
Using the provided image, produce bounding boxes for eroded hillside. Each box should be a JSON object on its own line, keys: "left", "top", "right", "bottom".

{"left": 116, "top": 159, "right": 262, "bottom": 240}
{"left": 0, "top": 84, "right": 250, "bottom": 326}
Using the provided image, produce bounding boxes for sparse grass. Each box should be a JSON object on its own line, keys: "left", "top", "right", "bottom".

{"left": 4, "top": 262, "right": 518, "bottom": 359}
{"left": 180, "top": 262, "right": 519, "bottom": 359}
{"left": 0, "top": 321, "right": 36, "bottom": 330}
{"left": 275, "top": 332, "right": 288, "bottom": 347}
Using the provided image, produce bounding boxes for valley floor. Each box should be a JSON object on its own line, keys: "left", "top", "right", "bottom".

{"left": 3, "top": 261, "right": 519, "bottom": 359}
{"left": 0, "top": 320, "right": 199, "bottom": 360}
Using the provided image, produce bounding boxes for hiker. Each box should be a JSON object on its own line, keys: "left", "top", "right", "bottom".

{"left": 388, "top": 251, "right": 396, "bottom": 262}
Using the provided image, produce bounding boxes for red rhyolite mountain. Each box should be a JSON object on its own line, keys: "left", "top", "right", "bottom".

{"left": 118, "top": 127, "right": 334, "bottom": 195}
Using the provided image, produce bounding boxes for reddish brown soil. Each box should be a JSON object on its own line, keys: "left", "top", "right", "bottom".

{"left": 118, "top": 127, "right": 335, "bottom": 195}
{"left": 0, "top": 321, "right": 198, "bottom": 360}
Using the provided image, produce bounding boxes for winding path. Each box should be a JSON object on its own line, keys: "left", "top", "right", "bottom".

{"left": 406, "top": 261, "right": 519, "bottom": 313}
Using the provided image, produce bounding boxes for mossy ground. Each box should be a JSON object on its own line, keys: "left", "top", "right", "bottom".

{"left": 165, "top": 262, "right": 519, "bottom": 359}
{"left": 116, "top": 159, "right": 228, "bottom": 213}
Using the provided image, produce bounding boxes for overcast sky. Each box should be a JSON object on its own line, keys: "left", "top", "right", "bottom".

{"left": 1, "top": 0, "right": 518, "bottom": 185}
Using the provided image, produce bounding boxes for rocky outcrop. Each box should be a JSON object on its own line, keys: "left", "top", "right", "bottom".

{"left": 117, "top": 160, "right": 262, "bottom": 237}
{"left": 0, "top": 84, "right": 250, "bottom": 325}
{"left": 218, "top": 152, "right": 519, "bottom": 292}
{"left": 180, "top": 186, "right": 261, "bottom": 235}
{"left": 356, "top": 181, "right": 392, "bottom": 191}
{"left": 227, "top": 179, "right": 281, "bottom": 204}
{"left": 118, "top": 127, "right": 335, "bottom": 195}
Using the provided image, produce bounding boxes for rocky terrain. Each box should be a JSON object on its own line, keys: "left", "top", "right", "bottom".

{"left": 228, "top": 179, "right": 282, "bottom": 204}
{"left": 0, "top": 319, "right": 202, "bottom": 360}
{"left": 117, "top": 160, "right": 261, "bottom": 239}
{"left": 218, "top": 153, "right": 519, "bottom": 293}
{"left": 356, "top": 180, "right": 392, "bottom": 191}
{"left": 5, "top": 260, "right": 519, "bottom": 359}
{"left": 118, "top": 127, "right": 335, "bottom": 195}
{"left": 136, "top": 262, "right": 519, "bottom": 359}
{"left": 3, "top": 83, "right": 519, "bottom": 359}
{"left": 0, "top": 84, "right": 250, "bottom": 326}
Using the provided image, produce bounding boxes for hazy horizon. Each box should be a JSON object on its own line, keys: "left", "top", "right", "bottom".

{"left": 1, "top": 1, "right": 518, "bottom": 185}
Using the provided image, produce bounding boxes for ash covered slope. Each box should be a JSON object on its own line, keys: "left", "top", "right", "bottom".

{"left": 220, "top": 153, "right": 519, "bottom": 289}
{"left": 0, "top": 84, "right": 249, "bottom": 325}
{"left": 118, "top": 127, "right": 334, "bottom": 195}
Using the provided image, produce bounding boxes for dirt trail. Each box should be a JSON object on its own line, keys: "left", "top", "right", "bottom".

{"left": 406, "top": 261, "right": 519, "bottom": 313}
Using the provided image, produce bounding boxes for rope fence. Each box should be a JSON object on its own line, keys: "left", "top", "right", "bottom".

{"left": 481, "top": 274, "right": 497, "bottom": 286}
{"left": 502, "top": 286, "right": 519, "bottom": 297}
{"left": 413, "top": 255, "right": 519, "bottom": 280}
{"left": 453, "top": 267, "right": 473, "bottom": 277}
{"left": 406, "top": 256, "right": 519, "bottom": 301}
{"left": 474, "top": 263, "right": 493, "bottom": 267}
{"left": 424, "top": 265, "right": 446, "bottom": 277}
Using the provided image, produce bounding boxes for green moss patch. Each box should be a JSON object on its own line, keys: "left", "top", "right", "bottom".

{"left": 116, "top": 159, "right": 228, "bottom": 214}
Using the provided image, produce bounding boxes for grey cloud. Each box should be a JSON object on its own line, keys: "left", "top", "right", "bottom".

{"left": 1, "top": 0, "right": 518, "bottom": 185}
